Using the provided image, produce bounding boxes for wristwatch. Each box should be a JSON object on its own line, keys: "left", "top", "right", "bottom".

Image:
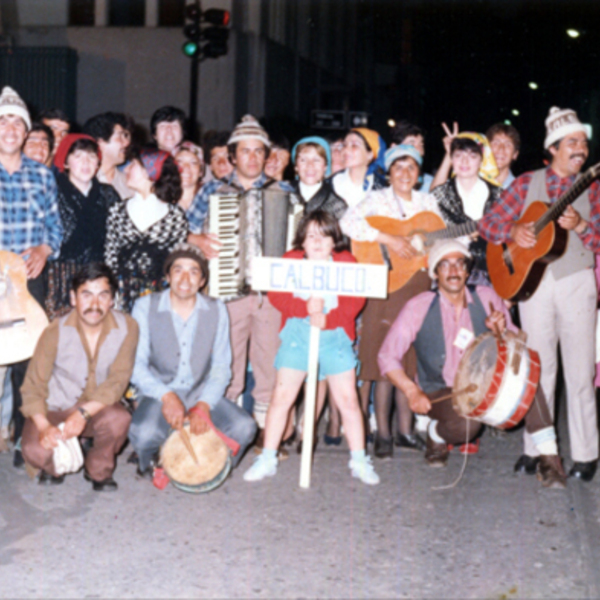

{"left": 77, "top": 406, "right": 91, "bottom": 422}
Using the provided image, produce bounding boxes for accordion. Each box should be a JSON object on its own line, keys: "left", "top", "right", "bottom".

{"left": 207, "top": 186, "right": 303, "bottom": 300}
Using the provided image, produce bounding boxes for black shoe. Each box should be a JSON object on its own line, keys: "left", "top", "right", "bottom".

{"left": 324, "top": 434, "right": 342, "bottom": 446}
{"left": 514, "top": 454, "right": 539, "bottom": 475}
{"left": 91, "top": 477, "right": 118, "bottom": 492}
{"left": 127, "top": 451, "right": 139, "bottom": 465}
{"left": 374, "top": 434, "right": 393, "bottom": 459}
{"left": 13, "top": 449, "right": 24, "bottom": 469}
{"left": 395, "top": 433, "right": 426, "bottom": 452}
{"left": 84, "top": 471, "right": 118, "bottom": 491}
{"left": 136, "top": 466, "right": 154, "bottom": 481}
{"left": 38, "top": 471, "right": 65, "bottom": 485}
{"left": 569, "top": 460, "right": 597, "bottom": 482}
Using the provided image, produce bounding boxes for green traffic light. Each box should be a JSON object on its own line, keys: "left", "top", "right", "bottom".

{"left": 182, "top": 41, "right": 198, "bottom": 57}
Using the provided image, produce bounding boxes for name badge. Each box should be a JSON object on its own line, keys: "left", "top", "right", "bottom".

{"left": 453, "top": 327, "right": 474, "bottom": 350}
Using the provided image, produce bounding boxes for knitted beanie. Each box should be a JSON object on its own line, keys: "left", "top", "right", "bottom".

{"left": 227, "top": 115, "right": 271, "bottom": 148}
{"left": 428, "top": 239, "right": 471, "bottom": 279}
{"left": 544, "top": 106, "right": 592, "bottom": 149}
{"left": 384, "top": 144, "right": 423, "bottom": 172}
{"left": 291, "top": 136, "right": 331, "bottom": 176}
{"left": 0, "top": 86, "right": 31, "bottom": 130}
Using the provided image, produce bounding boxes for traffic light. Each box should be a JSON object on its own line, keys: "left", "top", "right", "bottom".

{"left": 181, "top": 4, "right": 230, "bottom": 60}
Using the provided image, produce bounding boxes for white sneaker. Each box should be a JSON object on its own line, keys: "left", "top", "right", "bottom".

{"left": 349, "top": 456, "right": 380, "bottom": 485}
{"left": 243, "top": 454, "right": 278, "bottom": 482}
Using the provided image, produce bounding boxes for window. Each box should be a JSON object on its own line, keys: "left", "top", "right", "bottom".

{"left": 159, "top": 0, "right": 185, "bottom": 26}
{"left": 109, "top": 0, "right": 145, "bottom": 26}
{"left": 69, "top": 0, "right": 95, "bottom": 26}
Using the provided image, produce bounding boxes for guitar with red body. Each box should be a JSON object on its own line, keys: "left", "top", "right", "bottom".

{"left": 486, "top": 162, "right": 600, "bottom": 301}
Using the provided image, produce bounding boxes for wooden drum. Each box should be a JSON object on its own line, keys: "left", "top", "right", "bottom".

{"left": 160, "top": 425, "right": 232, "bottom": 493}
{"left": 453, "top": 331, "right": 540, "bottom": 429}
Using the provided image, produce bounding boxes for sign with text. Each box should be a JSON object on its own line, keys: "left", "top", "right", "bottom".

{"left": 252, "top": 257, "right": 388, "bottom": 299}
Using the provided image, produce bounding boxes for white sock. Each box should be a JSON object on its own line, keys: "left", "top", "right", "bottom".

{"left": 428, "top": 420, "right": 446, "bottom": 444}
{"left": 415, "top": 414, "right": 430, "bottom": 433}
{"left": 350, "top": 449, "right": 366, "bottom": 462}
{"left": 530, "top": 426, "right": 558, "bottom": 456}
{"left": 262, "top": 448, "right": 277, "bottom": 461}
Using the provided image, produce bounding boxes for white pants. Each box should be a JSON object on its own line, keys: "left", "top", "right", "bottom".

{"left": 519, "top": 268, "right": 598, "bottom": 462}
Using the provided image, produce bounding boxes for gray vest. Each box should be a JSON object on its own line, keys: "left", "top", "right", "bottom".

{"left": 414, "top": 289, "right": 488, "bottom": 394}
{"left": 147, "top": 292, "right": 219, "bottom": 406}
{"left": 47, "top": 311, "right": 129, "bottom": 411}
{"left": 524, "top": 169, "right": 594, "bottom": 280}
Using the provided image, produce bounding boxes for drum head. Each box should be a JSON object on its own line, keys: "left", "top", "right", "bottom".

{"left": 453, "top": 332, "right": 498, "bottom": 416}
{"left": 161, "top": 425, "right": 232, "bottom": 494}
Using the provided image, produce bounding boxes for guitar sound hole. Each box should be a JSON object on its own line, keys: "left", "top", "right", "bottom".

{"left": 501, "top": 243, "right": 515, "bottom": 275}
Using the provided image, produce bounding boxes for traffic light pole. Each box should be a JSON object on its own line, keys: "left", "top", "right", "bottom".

{"left": 189, "top": 55, "right": 199, "bottom": 142}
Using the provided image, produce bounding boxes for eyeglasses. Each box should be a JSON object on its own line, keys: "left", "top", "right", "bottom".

{"left": 437, "top": 258, "right": 469, "bottom": 272}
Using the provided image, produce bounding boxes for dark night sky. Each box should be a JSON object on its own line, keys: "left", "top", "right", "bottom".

{"left": 365, "top": 0, "right": 600, "bottom": 172}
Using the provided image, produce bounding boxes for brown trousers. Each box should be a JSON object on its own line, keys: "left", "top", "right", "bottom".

{"left": 225, "top": 293, "right": 281, "bottom": 428}
{"left": 22, "top": 403, "right": 131, "bottom": 481}
{"left": 428, "top": 386, "right": 552, "bottom": 445}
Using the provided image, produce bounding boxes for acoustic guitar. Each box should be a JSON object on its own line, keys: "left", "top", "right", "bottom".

{"left": 351, "top": 212, "right": 478, "bottom": 294}
{"left": 0, "top": 251, "right": 49, "bottom": 365}
{"left": 486, "top": 162, "right": 600, "bottom": 302}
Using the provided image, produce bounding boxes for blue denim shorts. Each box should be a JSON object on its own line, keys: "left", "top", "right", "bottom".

{"left": 274, "top": 318, "right": 357, "bottom": 380}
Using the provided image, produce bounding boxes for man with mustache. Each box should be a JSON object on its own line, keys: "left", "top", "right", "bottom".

{"left": 479, "top": 107, "right": 600, "bottom": 482}
{"left": 378, "top": 240, "right": 565, "bottom": 488}
{"left": 20, "top": 263, "right": 139, "bottom": 491}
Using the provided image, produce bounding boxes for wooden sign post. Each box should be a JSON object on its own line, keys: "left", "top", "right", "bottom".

{"left": 253, "top": 257, "right": 388, "bottom": 489}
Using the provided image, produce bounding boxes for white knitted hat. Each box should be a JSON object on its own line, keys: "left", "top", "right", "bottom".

{"left": 227, "top": 114, "right": 271, "bottom": 148}
{"left": 544, "top": 106, "right": 592, "bottom": 149}
{"left": 0, "top": 86, "right": 31, "bottom": 130}
{"left": 428, "top": 239, "right": 471, "bottom": 279}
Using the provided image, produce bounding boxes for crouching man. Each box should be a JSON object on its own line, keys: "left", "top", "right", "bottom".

{"left": 378, "top": 240, "right": 566, "bottom": 488}
{"left": 128, "top": 244, "right": 257, "bottom": 478}
{"left": 21, "top": 263, "right": 139, "bottom": 491}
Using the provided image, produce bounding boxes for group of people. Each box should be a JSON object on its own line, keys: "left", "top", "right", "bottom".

{"left": 0, "top": 81, "right": 598, "bottom": 493}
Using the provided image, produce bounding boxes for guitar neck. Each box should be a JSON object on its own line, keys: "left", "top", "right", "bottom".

{"left": 535, "top": 164, "right": 600, "bottom": 234}
{"left": 426, "top": 220, "right": 478, "bottom": 243}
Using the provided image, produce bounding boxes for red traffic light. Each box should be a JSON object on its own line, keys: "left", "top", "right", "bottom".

{"left": 203, "top": 9, "right": 230, "bottom": 26}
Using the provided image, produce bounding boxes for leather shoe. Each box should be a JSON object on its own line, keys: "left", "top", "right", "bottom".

{"left": 136, "top": 466, "right": 154, "bottom": 481}
{"left": 425, "top": 437, "right": 448, "bottom": 467}
{"left": 84, "top": 471, "right": 118, "bottom": 491}
{"left": 514, "top": 454, "right": 539, "bottom": 475}
{"left": 395, "top": 433, "right": 426, "bottom": 452}
{"left": 38, "top": 471, "right": 65, "bottom": 485}
{"left": 13, "top": 449, "right": 24, "bottom": 469}
{"left": 91, "top": 477, "right": 118, "bottom": 492}
{"left": 569, "top": 460, "right": 597, "bottom": 482}
{"left": 537, "top": 455, "right": 567, "bottom": 489}
{"left": 374, "top": 434, "right": 393, "bottom": 459}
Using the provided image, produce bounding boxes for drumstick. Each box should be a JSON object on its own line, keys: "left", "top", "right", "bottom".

{"left": 429, "top": 384, "right": 478, "bottom": 405}
{"left": 488, "top": 302, "right": 502, "bottom": 339}
{"left": 178, "top": 427, "right": 200, "bottom": 466}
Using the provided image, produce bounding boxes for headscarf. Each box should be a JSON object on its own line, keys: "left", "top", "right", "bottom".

{"left": 140, "top": 148, "right": 170, "bottom": 182}
{"left": 455, "top": 132, "right": 499, "bottom": 185}
{"left": 351, "top": 127, "right": 387, "bottom": 177}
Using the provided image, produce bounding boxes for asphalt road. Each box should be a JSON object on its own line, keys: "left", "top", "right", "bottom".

{"left": 1, "top": 411, "right": 599, "bottom": 600}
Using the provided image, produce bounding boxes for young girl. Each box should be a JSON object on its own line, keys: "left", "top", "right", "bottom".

{"left": 244, "top": 210, "right": 379, "bottom": 485}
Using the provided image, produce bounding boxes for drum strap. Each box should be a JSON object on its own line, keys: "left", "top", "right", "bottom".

{"left": 414, "top": 287, "right": 488, "bottom": 394}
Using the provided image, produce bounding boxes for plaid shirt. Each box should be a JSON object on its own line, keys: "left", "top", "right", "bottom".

{"left": 193, "top": 171, "right": 294, "bottom": 233}
{"left": 478, "top": 166, "right": 600, "bottom": 252}
{"left": 0, "top": 155, "right": 62, "bottom": 258}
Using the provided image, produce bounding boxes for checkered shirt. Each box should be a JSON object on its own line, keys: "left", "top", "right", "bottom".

{"left": 478, "top": 167, "right": 600, "bottom": 252}
{"left": 0, "top": 155, "right": 62, "bottom": 258}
